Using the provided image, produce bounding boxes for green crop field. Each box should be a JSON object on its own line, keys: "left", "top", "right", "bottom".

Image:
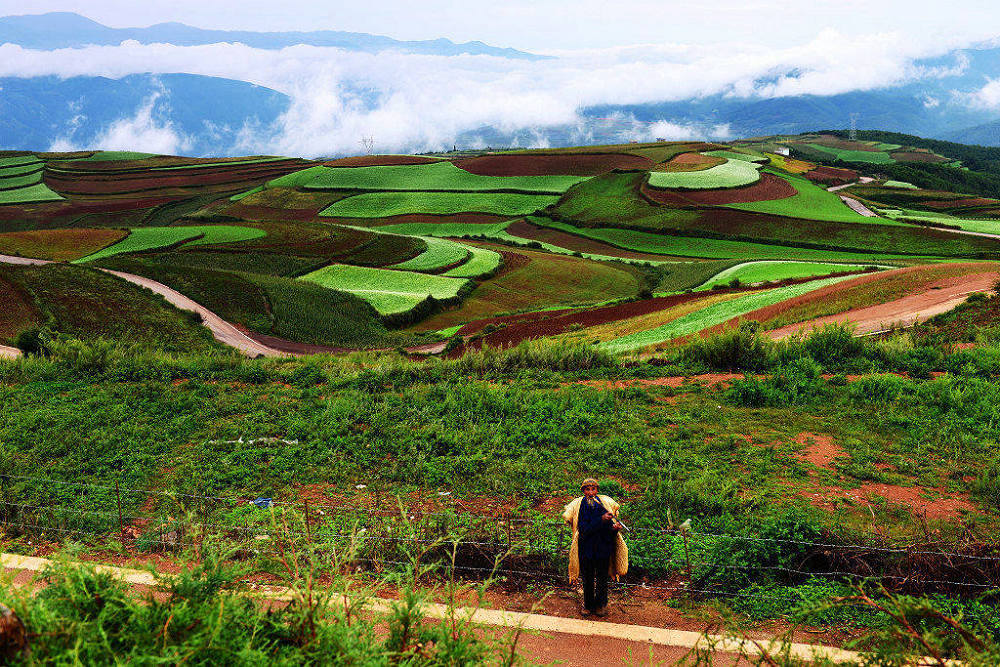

{"left": 726, "top": 171, "right": 890, "bottom": 224}
{"left": 805, "top": 143, "right": 894, "bottom": 164}
{"left": 70, "top": 151, "right": 158, "bottom": 161}
{"left": 442, "top": 245, "right": 502, "bottom": 278}
{"left": 883, "top": 180, "right": 919, "bottom": 189}
{"left": 603, "top": 274, "right": 857, "bottom": 351}
{"left": 530, "top": 218, "right": 914, "bottom": 262}
{"left": 390, "top": 236, "right": 470, "bottom": 272}
{"left": 694, "top": 260, "right": 870, "bottom": 290}
{"left": 647, "top": 158, "right": 762, "bottom": 189}
{"left": 0, "top": 182, "right": 64, "bottom": 204}
{"left": 76, "top": 226, "right": 266, "bottom": 263}
{"left": 301, "top": 161, "right": 587, "bottom": 193}
{"left": 320, "top": 191, "right": 558, "bottom": 217}
{"left": 299, "top": 264, "right": 472, "bottom": 315}
{"left": 702, "top": 149, "right": 768, "bottom": 163}
{"left": 375, "top": 221, "right": 514, "bottom": 237}
{"left": 0, "top": 156, "right": 41, "bottom": 168}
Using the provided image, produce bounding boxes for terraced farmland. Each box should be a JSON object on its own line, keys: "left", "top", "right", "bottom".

{"left": 3, "top": 133, "right": 999, "bottom": 356}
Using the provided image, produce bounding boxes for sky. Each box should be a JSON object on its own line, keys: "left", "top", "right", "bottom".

{"left": 2, "top": 1, "right": 1000, "bottom": 155}
{"left": 2, "top": 0, "right": 1000, "bottom": 52}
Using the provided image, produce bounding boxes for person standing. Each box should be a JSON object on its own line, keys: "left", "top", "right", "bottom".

{"left": 562, "top": 478, "right": 629, "bottom": 617}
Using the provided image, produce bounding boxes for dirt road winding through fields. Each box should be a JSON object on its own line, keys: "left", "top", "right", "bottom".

{"left": 767, "top": 271, "right": 999, "bottom": 338}
{"left": 0, "top": 254, "right": 288, "bottom": 358}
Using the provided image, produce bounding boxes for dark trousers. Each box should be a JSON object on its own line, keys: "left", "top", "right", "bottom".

{"left": 580, "top": 555, "right": 610, "bottom": 610}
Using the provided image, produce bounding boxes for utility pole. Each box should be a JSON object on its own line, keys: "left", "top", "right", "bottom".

{"left": 849, "top": 113, "right": 859, "bottom": 142}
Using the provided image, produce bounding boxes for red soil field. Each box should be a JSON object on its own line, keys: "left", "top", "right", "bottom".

{"left": 44, "top": 165, "right": 301, "bottom": 196}
{"left": 640, "top": 172, "right": 797, "bottom": 206}
{"left": 656, "top": 152, "right": 726, "bottom": 172}
{"left": 0, "top": 227, "right": 127, "bottom": 261}
{"left": 922, "top": 198, "right": 998, "bottom": 209}
{"left": 323, "top": 155, "right": 439, "bottom": 167}
{"left": 453, "top": 153, "right": 653, "bottom": 176}
{"left": 51, "top": 156, "right": 306, "bottom": 172}
{"left": 889, "top": 151, "right": 949, "bottom": 163}
{"left": 0, "top": 196, "right": 180, "bottom": 222}
{"left": 504, "top": 218, "right": 690, "bottom": 260}
{"left": 809, "top": 136, "right": 880, "bottom": 152}
{"left": 803, "top": 166, "right": 858, "bottom": 186}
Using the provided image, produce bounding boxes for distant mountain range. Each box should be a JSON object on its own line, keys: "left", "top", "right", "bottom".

{"left": 1, "top": 12, "right": 1000, "bottom": 154}
{"left": 0, "top": 12, "right": 543, "bottom": 58}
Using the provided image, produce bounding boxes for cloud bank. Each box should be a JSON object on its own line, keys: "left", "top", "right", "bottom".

{"left": 0, "top": 28, "right": 982, "bottom": 156}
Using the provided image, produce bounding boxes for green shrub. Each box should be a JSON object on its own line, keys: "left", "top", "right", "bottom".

{"left": 682, "top": 321, "right": 774, "bottom": 371}
{"left": 14, "top": 326, "right": 53, "bottom": 356}
{"left": 802, "top": 323, "right": 863, "bottom": 368}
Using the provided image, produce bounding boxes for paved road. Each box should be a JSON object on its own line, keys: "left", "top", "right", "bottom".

{"left": 839, "top": 195, "right": 878, "bottom": 217}
{"left": 0, "top": 254, "right": 288, "bottom": 358}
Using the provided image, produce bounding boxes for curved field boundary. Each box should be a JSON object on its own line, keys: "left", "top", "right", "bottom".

{"left": 47, "top": 156, "right": 302, "bottom": 174}
{"left": 0, "top": 182, "right": 64, "bottom": 204}
{"left": 453, "top": 153, "right": 652, "bottom": 176}
{"left": 505, "top": 219, "right": 689, "bottom": 261}
{"left": 601, "top": 274, "right": 858, "bottom": 353}
{"left": 641, "top": 172, "right": 796, "bottom": 206}
{"left": 727, "top": 171, "right": 890, "bottom": 225}
{"left": 702, "top": 149, "right": 767, "bottom": 163}
{"left": 803, "top": 165, "right": 858, "bottom": 186}
{"left": 647, "top": 158, "right": 762, "bottom": 190}
{"left": 75, "top": 226, "right": 266, "bottom": 264}
{"left": 694, "top": 261, "right": 873, "bottom": 290}
{"left": 0, "top": 253, "right": 286, "bottom": 357}
{"left": 44, "top": 165, "right": 304, "bottom": 196}
{"left": 298, "top": 264, "right": 472, "bottom": 315}
{"left": 0, "top": 228, "right": 129, "bottom": 262}
{"left": 319, "top": 192, "right": 559, "bottom": 218}
{"left": 0, "top": 156, "right": 41, "bottom": 168}
{"left": 301, "top": 161, "right": 587, "bottom": 194}
{"left": 442, "top": 246, "right": 502, "bottom": 278}
{"left": 656, "top": 152, "right": 726, "bottom": 172}
{"left": 391, "top": 236, "right": 470, "bottom": 272}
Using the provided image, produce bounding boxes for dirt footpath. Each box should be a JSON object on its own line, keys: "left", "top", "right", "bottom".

{"left": 767, "top": 272, "right": 999, "bottom": 338}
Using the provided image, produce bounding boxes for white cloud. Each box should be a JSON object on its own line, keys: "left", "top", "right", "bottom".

{"left": 49, "top": 85, "right": 193, "bottom": 154}
{"left": 0, "top": 27, "right": 983, "bottom": 156}
{"left": 971, "top": 79, "right": 1000, "bottom": 109}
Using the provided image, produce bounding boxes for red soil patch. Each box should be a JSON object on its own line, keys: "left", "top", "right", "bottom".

{"left": 53, "top": 156, "right": 305, "bottom": 171}
{"left": 794, "top": 433, "right": 844, "bottom": 469}
{"left": 803, "top": 166, "right": 858, "bottom": 186}
{"left": 923, "top": 198, "right": 998, "bottom": 209}
{"left": 658, "top": 152, "right": 726, "bottom": 171}
{"left": 765, "top": 269, "right": 1000, "bottom": 339}
{"left": 323, "top": 154, "right": 439, "bottom": 167}
{"left": 453, "top": 153, "right": 653, "bottom": 176}
{"left": 810, "top": 136, "right": 880, "bottom": 152}
{"left": 0, "top": 227, "right": 127, "bottom": 261}
{"left": 890, "top": 151, "right": 949, "bottom": 163}
{"left": 641, "top": 172, "right": 797, "bottom": 206}
{"left": 44, "top": 163, "right": 303, "bottom": 196}
{"left": 505, "top": 218, "right": 688, "bottom": 260}
{"left": 803, "top": 483, "right": 978, "bottom": 520}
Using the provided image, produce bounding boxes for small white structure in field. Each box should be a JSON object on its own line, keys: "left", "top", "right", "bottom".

{"left": 774, "top": 146, "right": 790, "bottom": 156}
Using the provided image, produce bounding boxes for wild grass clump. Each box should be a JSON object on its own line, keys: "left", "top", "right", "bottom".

{"left": 682, "top": 321, "right": 774, "bottom": 372}
{"left": 727, "top": 357, "right": 825, "bottom": 408}
{"left": 452, "top": 339, "right": 617, "bottom": 374}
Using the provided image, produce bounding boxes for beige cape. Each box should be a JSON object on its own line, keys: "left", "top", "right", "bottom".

{"left": 562, "top": 495, "right": 629, "bottom": 583}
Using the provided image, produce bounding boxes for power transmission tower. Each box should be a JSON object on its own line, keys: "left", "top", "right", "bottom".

{"left": 360, "top": 135, "right": 375, "bottom": 154}
{"left": 849, "top": 114, "right": 859, "bottom": 142}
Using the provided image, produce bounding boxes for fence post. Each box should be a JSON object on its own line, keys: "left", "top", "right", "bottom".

{"left": 114, "top": 481, "right": 123, "bottom": 538}
{"left": 304, "top": 499, "right": 312, "bottom": 543}
{"left": 682, "top": 530, "right": 692, "bottom": 581}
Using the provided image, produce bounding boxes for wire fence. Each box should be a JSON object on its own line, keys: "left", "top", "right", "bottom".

{"left": 2, "top": 473, "right": 999, "bottom": 604}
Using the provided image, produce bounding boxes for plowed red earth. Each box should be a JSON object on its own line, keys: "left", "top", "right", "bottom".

{"left": 658, "top": 152, "right": 725, "bottom": 171}
{"left": 890, "top": 151, "right": 948, "bottom": 163}
{"left": 455, "top": 293, "right": 709, "bottom": 350}
{"left": 766, "top": 271, "right": 1000, "bottom": 338}
{"left": 323, "top": 155, "right": 439, "bottom": 167}
{"left": 923, "top": 198, "right": 998, "bottom": 209}
{"left": 45, "top": 165, "right": 302, "bottom": 195}
{"left": 803, "top": 166, "right": 858, "bottom": 185}
{"left": 811, "top": 137, "right": 879, "bottom": 151}
{"left": 641, "top": 172, "right": 797, "bottom": 206}
{"left": 0, "top": 196, "right": 179, "bottom": 221}
{"left": 504, "top": 219, "right": 689, "bottom": 260}
{"left": 53, "top": 156, "right": 304, "bottom": 171}
{"left": 453, "top": 153, "right": 653, "bottom": 176}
